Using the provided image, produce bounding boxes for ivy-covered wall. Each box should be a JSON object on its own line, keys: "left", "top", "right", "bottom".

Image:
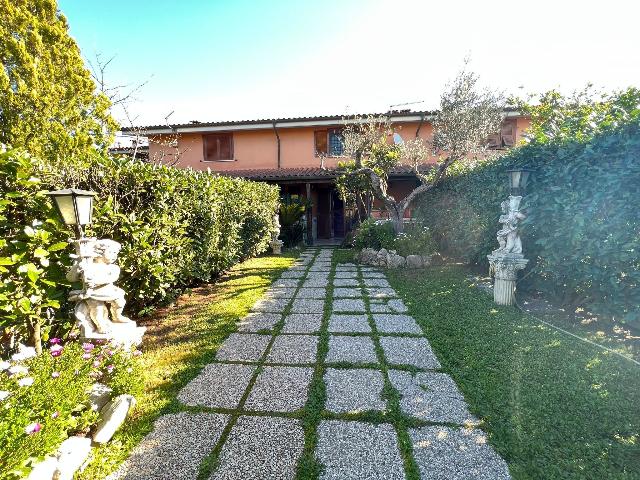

{"left": 416, "top": 113, "right": 640, "bottom": 328}
{"left": 0, "top": 148, "right": 279, "bottom": 347}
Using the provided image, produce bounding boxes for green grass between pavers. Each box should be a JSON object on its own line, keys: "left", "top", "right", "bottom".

{"left": 78, "top": 252, "right": 298, "bottom": 480}
{"left": 378, "top": 261, "right": 640, "bottom": 480}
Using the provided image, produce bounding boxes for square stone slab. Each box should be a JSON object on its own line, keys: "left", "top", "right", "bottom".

{"left": 244, "top": 366, "right": 313, "bottom": 412}
{"left": 266, "top": 335, "right": 319, "bottom": 364}
{"left": 361, "top": 271, "right": 385, "bottom": 278}
{"left": 409, "top": 426, "right": 511, "bottom": 480}
{"left": 316, "top": 421, "right": 405, "bottom": 480}
{"left": 328, "top": 314, "right": 371, "bottom": 333}
{"left": 373, "top": 314, "right": 422, "bottom": 334}
{"left": 272, "top": 278, "right": 302, "bottom": 289}
{"left": 379, "top": 336, "right": 441, "bottom": 369}
{"left": 290, "top": 297, "right": 325, "bottom": 313}
{"left": 334, "top": 271, "right": 358, "bottom": 279}
{"left": 388, "top": 370, "right": 476, "bottom": 424}
{"left": 282, "top": 313, "right": 323, "bottom": 333}
{"left": 335, "top": 266, "right": 358, "bottom": 272}
{"left": 295, "top": 287, "right": 327, "bottom": 299}
{"left": 324, "top": 368, "right": 386, "bottom": 413}
{"left": 366, "top": 287, "right": 399, "bottom": 299}
{"left": 309, "top": 266, "right": 331, "bottom": 272}
{"left": 238, "top": 312, "right": 281, "bottom": 332}
{"left": 363, "top": 278, "right": 392, "bottom": 288}
{"left": 306, "top": 271, "right": 330, "bottom": 280}
{"left": 332, "top": 298, "right": 366, "bottom": 313}
{"left": 252, "top": 296, "right": 290, "bottom": 313}
{"left": 333, "top": 287, "right": 363, "bottom": 298}
{"left": 215, "top": 334, "right": 272, "bottom": 362}
{"left": 333, "top": 278, "right": 360, "bottom": 287}
{"left": 264, "top": 288, "right": 297, "bottom": 300}
{"left": 279, "top": 270, "right": 306, "bottom": 279}
{"left": 178, "top": 363, "right": 255, "bottom": 408}
{"left": 302, "top": 278, "right": 330, "bottom": 288}
{"left": 119, "top": 413, "right": 229, "bottom": 480}
{"left": 369, "top": 300, "right": 408, "bottom": 314}
{"left": 211, "top": 416, "right": 304, "bottom": 480}
{"left": 289, "top": 265, "right": 308, "bottom": 271}
{"left": 326, "top": 336, "right": 377, "bottom": 364}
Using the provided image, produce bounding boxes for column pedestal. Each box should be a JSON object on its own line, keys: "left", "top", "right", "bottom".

{"left": 487, "top": 253, "right": 528, "bottom": 306}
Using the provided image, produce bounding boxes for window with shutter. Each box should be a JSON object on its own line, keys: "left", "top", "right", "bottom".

{"left": 314, "top": 130, "right": 328, "bottom": 156}
{"left": 203, "top": 133, "right": 234, "bottom": 161}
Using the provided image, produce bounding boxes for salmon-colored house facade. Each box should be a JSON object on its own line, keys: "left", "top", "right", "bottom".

{"left": 124, "top": 111, "right": 530, "bottom": 243}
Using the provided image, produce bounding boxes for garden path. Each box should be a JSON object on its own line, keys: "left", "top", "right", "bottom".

{"left": 111, "top": 248, "right": 511, "bottom": 479}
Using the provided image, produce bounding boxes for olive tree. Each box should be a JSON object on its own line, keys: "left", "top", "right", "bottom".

{"left": 338, "top": 68, "right": 505, "bottom": 233}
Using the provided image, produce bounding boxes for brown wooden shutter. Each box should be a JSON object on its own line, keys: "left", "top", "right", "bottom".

{"left": 315, "top": 130, "right": 328, "bottom": 156}
{"left": 203, "top": 133, "right": 233, "bottom": 161}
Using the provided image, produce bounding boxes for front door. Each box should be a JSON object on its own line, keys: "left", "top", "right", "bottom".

{"left": 332, "top": 190, "right": 345, "bottom": 238}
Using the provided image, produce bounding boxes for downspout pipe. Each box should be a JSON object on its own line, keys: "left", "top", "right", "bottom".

{"left": 272, "top": 121, "right": 281, "bottom": 169}
{"left": 415, "top": 112, "right": 425, "bottom": 138}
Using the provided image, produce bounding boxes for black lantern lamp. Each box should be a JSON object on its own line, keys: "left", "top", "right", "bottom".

{"left": 46, "top": 189, "right": 96, "bottom": 239}
{"left": 506, "top": 167, "right": 534, "bottom": 196}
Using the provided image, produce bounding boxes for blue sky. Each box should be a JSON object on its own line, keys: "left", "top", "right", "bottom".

{"left": 59, "top": 0, "right": 640, "bottom": 128}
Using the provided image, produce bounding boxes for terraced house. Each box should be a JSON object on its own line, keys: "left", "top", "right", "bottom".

{"left": 124, "top": 110, "right": 530, "bottom": 243}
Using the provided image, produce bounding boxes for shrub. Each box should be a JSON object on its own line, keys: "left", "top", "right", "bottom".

{"left": 353, "top": 218, "right": 395, "bottom": 251}
{"left": 393, "top": 224, "right": 438, "bottom": 257}
{"left": 279, "top": 198, "right": 309, "bottom": 247}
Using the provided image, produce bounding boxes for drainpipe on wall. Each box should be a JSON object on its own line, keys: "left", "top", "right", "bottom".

{"left": 415, "top": 112, "right": 425, "bottom": 138}
{"left": 272, "top": 121, "right": 281, "bottom": 169}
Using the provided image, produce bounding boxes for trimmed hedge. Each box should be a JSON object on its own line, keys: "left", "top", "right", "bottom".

{"left": 1, "top": 148, "right": 279, "bottom": 347}
{"left": 415, "top": 118, "right": 640, "bottom": 328}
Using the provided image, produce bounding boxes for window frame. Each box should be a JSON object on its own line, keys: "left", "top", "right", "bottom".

{"left": 202, "top": 132, "right": 234, "bottom": 162}
{"left": 314, "top": 128, "right": 344, "bottom": 157}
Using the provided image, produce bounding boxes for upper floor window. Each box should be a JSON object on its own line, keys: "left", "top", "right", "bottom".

{"left": 203, "top": 133, "right": 233, "bottom": 161}
{"left": 314, "top": 128, "right": 344, "bottom": 156}
{"left": 487, "top": 120, "right": 516, "bottom": 150}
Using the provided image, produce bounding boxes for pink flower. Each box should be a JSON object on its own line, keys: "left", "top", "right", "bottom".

{"left": 106, "top": 364, "right": 114, "bottom": 374}
{"left": 50, "top": 344, "right": 63, "bottom": 357}
{"left": 89, "top": 371, "right": 103, "bottom": 380}
{"left": 69, "top": 331, "right": 79, "bottom": 339}
{"left": 51, "top": 371, "right": 60, "bottom": 379}
{"left": 82, "top": 353, "right": 91, "bottom": 360}
{"left": 49, "top": 338, "right": 61, "bottom": 345}
{"left": 104, "top": 350, "right": 114, "bottom": 357}
{"left": 92, "top": 360, "right": 101, "bottom": 368}
{"left": 51, "top": 411, "right": 59, "bottom": 419}
{"left": 133, "top": 350, "right": 142, "bottom": 356}
{"left": 25, "top": 423, "right": 41, "bottom": 435}
{"left": 82, "top": 342, "right": 95, "bottom": 353}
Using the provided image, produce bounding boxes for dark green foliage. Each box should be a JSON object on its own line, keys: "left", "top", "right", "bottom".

{"left": 353, "top": 218, "right": 396, "bottom": 250}
{"left": 416, "top": 88, "right": 640, "bottom": 327}
{"left": 279, "top": 197, "right": 309, "bottom": 247}
{"left": 352, "top": 219, "right": 437, "bottom": 257}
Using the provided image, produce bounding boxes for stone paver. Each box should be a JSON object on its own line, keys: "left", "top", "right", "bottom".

{"left": 366, "top": 287, "right": 399, "bottom": 298}
{"left": 388, "top": 370, "right": 476, "bottom": 424}
{"left": 244, "top": 366, "right": 313, "bottom": 412}
{"left": 211, "top": 416, "right": 304, "bottom": 480}
{"left": 333, "top": 287, "right": 363, "bottom": 298}
{"left": 369, "top": 298, "right": 408, "bottom": 313}
{"left": 328, "top": 314, "right": 371, "bottom": 333}
{"left": 290, "top": 297, "right": 325, "bottom": 313}
{"left": 334, "top": 278, "right": 360, "bottom": 287}
{"left": 372, "top": 314, "right": 422, "bottom": 334}
{"left": 363, "top": 278, "right": 392, "bottom": 288}
{"left": 280, "top": 270, "right": 306, "bottom": 279}
{"left": 379, "top": 336, "right": 441, "bottom": 369}
{"left": 263, "top": 287, "right": 297, "bottom": 299}
{"left": 237, "top": 312, "right": 281, "bottom": 332}
{"left": 316, "top": 421, "right": 405, "bottom": 480}
{"left": 295, "top": 287, "right": 327, "bottom": 299}
{"left": 215, "top": 334, "right": 271, "bottom": 362}
{"left": 410, "top": 426, "right": 511, "bottom": 479}
{"left": 282, "top": 313, "right": 323, "bottom": 333}
{"left": 334, "top": 271, "right": 358, "bottom": 279}
{"left": 361, "top": 271, "right": 385, "bottom": 278}
{"left": 116, "top": 413, "right": 228, "bottom": 480}
{"left": 326, "top": 335, "right": 377, "bottom": 364}
{"left": 302, "top": 278, "right": 330, "bottom": 288}
{"left": 324, "top": 368, "right": 386, "bottom": 413}
{"left": 252, "top": 296, "right": 290, "bottom": 313}
{"left": 178, "top": 363, "right": 255, "bottom": 409}
{"left": 272, "top": 278, "right": 301, "bottom": 289}
{"left": 332, "top": 298, "right": 366, "bottom": 312}
{"left": 267, "top": 334, "right": 319, "bottom": 364}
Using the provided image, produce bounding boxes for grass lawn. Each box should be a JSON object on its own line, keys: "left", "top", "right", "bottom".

{"left": 353, "top": 251, "right": 640, "bottom": 480}
{"left": 78, "top": 251, "right": 297, "bottom": 479}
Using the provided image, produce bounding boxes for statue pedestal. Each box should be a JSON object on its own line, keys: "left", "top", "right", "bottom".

{"left": 80, "top": 322, "right": 146, "bottom": 350}
{"left": 271, "top": 240, "right": 283, "bottom": 255}
{"left": 487, "top": 253, "right": 528, "bottom": 306}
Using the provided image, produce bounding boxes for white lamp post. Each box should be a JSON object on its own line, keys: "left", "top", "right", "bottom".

{"left": 45, "top": 188, "right": 96, "bottom": 238}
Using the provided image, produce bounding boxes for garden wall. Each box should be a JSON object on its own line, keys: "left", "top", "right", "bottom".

{"left": 414, "top": 119, "right": 640, "bottom": 328}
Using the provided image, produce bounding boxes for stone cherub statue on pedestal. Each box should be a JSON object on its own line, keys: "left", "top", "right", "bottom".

{"left": 67, "top": 238, "right": 145, "bottom": 346}
{"left": 271, "top": 212, "right": 283, "bottom": 254}
{"left": 494, "top": 196, "right": 527, "bottom": 255}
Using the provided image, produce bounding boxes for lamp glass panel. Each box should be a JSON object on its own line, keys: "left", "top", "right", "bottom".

{"left": 509, "top": 170, "right": 522, "bottom": 190}
{"left": 520, "top": 170, "right": 531, "bottom": 189}
{"left": 55, "top": 195, "right": 78, "bottom": 225}
{"left": 75, "top": 195, "right": 94, "bottom": 225}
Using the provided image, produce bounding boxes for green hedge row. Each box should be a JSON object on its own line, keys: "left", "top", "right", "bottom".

{"left": 0, "top": 148, "right": 279, "bottom": 347}
{"left": 415, "top": 119, "right": 640, "bottom": 328}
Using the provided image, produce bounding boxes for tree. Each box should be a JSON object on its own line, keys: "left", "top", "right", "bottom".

{"left": 337, "top": 68, "right": 505, "bottom": 233}
{"left": 0, "top": 0, "right": 117, "bottom": 163}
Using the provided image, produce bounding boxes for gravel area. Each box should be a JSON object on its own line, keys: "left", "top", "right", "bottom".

{"left": 178, "top": 363, "right": 255, "bottom": 409}
{"left": 328, "top": 314, "right": 371, "bottom": 333}
{"left": 388, "top": 370, "right": 477, "bottom": 424}
{"left": 333, "top": 287, "right": 363, "bottom": 298}
{"left": 334, "top": 271, "right": 358, "bottom": 278}
{"left": 332, "top": 298, "right": 366, "bottom": 312}
{"left": 410, "top": 426, "right": 512, "bottom": 480}
{"left": 295, "top": 287, "right": 327, "bottom": 299}
{"left": 316, "top": 421, "right": 405, "bottom": 480}
{"left": 266, "top": 335, "right": 319, "bottom": 364}
{"left": 324, "top": 368, "right": 386, "bottom": 413}
{"left": 211, "top": 416, "right": 304, "bottom": 480}
{"left": 244, "top": 366, "right": 313, "bottom": 412}
{"left": 215, "top": 334, "right": 272, "bottom": 362}
{"left": 363, "top": 278, "right": 392, "bottom": 288}
{"left": 251, "top": 296, "right": 291, "bottom": 313}
{"left": 116, "top": 412, "right": 228, "bottom": 480}
{"left": 237, "top": 312, "right": 281, "bottom": 332}
{"left": 366, "top": 287, "right": 399, "bottom": 298}
{"left": 379, "top": 336, "right": 441, "bottom": 369}
{"left": 333, "top": 278, "right": 360, "bottom": 287}
{"left": 290, "top": 297, "right": 325, "bottom": 313}
{"left": 372, "top": 314, "right": 422, "bottom": 334}
{"left": 326, "top": 335, "right": 378, "bottom": 364}
{"left": 282, "top": 313, "right": 323, "bottom": 333}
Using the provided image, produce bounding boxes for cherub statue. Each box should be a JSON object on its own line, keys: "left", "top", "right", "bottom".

{"left": 272, "top": 213, "right": 281, "bottom": 243}
{"left": 494, "top": 196, "right": 526, "bottom": 255}
{"left": 68, "top": 239, "right": 133, "bottom": 335}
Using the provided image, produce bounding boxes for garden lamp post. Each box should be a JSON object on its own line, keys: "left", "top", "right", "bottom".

{"left": 487, "top": 167, "right": 533, "bottom": 306}
{"left": 45, "top": 188, "right": 96, "bottom": 239}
